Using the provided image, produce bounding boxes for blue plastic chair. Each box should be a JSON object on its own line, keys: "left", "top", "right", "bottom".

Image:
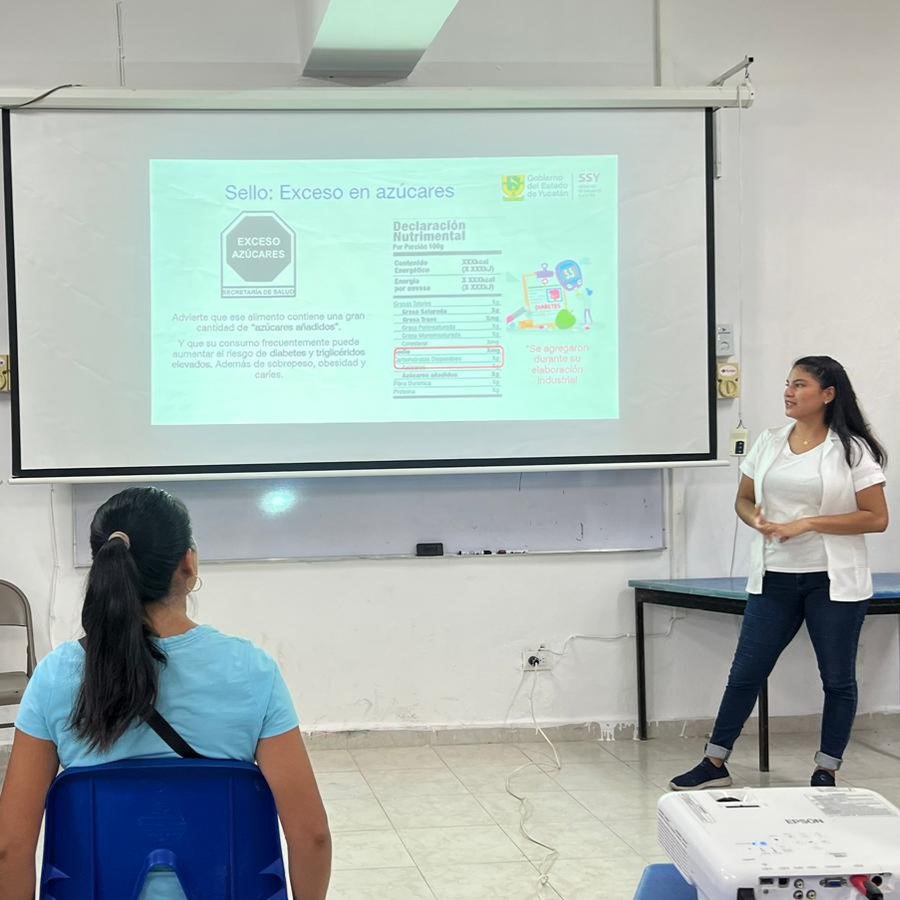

{"left": 40, "top": 758, "right": 287, "bottom": 900}
{"left": 633, "top": 863, "right": 697, "bottom": 899}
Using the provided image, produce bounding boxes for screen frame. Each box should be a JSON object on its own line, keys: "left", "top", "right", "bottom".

{"left": 3, "top": 106, "right": 718, "bottom": 480}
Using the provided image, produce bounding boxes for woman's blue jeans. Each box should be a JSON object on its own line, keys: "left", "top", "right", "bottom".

{"left": 706, "top": 571, "right": 869, "bottom": 770}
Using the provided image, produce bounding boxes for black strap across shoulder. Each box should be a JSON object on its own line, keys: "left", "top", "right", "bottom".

{"left": 142, "top": 708, "right": 206, "bottom": 759}
{"left": 78, "top": 637, "right": 206, "bottom": 759}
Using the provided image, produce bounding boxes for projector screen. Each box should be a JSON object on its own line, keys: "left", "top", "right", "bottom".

{"left": 3, "top": 106, "right": 715, "bottom": 478}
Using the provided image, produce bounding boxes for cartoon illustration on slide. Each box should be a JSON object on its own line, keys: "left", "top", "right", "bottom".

{"left": 506, "top": 259, "right": 594, "bottom": 331}
{"left": 555, "top": 259, "right": 583, "bottom": 291}
{"left": 535, "top": 263, "right": 554, "bottom": 283}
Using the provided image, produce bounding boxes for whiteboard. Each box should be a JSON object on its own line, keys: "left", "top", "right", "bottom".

{"left": 72, "top": 469, "right": 664, "bottom": 565}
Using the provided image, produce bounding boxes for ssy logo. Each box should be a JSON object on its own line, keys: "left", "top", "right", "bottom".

{"left": 501, "top": 175, "right": 526, "bottom": 201}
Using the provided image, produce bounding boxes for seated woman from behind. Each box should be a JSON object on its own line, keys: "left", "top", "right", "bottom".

{"left": 0, "top": 486, "right": 331, "bottom": 900}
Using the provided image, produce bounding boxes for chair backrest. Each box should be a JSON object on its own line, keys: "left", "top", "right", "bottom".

{"left": 633, "top": 863, "right": 698, "bottom": 899}
{"left": 41, "top": 758, "right": 287, "bottom": 900}
{"left": 0, "top": 580, "right": 37, "bottom": 675}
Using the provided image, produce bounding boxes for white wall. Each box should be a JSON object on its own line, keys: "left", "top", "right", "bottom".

{"left": 665, "top": 0, "right": 900, "bottom": 720}
{"left": 2, "top": 0, "right": 899, "bottom": 732}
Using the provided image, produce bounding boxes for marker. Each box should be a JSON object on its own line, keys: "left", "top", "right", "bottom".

{"left": 457, "top": 549, "right": 527, "bottom": 556}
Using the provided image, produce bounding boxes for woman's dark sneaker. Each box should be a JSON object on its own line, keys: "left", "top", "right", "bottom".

{"left": 811, "top": 769, "right": 836, "bottom": 787}
{"left": 669, "top": 758, "right": 732, "bottom": 791}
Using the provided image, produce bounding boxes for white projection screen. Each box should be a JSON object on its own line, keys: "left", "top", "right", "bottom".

{"left": 3, "top": 105, "right": 716, "bottom": 479}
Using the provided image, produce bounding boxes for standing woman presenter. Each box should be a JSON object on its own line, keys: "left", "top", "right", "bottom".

{"left": 671, "top": 356, "right": 888, "bottom": 790}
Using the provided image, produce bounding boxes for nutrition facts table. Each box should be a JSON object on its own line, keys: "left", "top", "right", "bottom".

{"left": 392, "top": 250, "right": 503, "bottom": 400}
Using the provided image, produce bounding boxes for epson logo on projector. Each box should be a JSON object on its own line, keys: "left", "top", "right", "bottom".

{"left": 784, "top": 818, "right": 824, "bottom": 825}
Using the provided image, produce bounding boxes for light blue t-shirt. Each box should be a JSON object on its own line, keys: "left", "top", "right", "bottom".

{"left": 16, "top": 625, "right": 299, "bottom": 898}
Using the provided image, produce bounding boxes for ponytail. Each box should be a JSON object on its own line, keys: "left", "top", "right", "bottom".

{"left": 72, "top": 488, "right": 193, "bottom": 751}
{"left": 794, "top": 356, "right": 887, "bottom": 469}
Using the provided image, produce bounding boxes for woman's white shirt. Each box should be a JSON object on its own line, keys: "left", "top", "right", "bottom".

{"left": 762, "top": 442, "right": 829, "bottom": 572}
{"left": 740, "top": 424, "right": 886, "bottom": 601}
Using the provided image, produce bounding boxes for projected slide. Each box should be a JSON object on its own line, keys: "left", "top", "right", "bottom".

{"left": 150, "top": 156, "right": 617, "bottom": 426}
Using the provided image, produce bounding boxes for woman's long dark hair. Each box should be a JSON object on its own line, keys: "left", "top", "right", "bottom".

{"left": 794, "top": 356, "right": 887, "bottom": 469}
{"left": 72, "top": 487, "right": 194, "bottom": 751}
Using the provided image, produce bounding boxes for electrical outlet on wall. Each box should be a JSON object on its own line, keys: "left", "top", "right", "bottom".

{"left": 729, "top": 427, "right": 749, "bottom": 457}
{"left": 521, "top": 647, "right": 553, "bottom": 671}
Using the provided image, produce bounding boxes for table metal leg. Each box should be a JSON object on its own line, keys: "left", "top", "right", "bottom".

{"left": 758, "top": 679, "right": 770, "bottom": 772}
{"left": 636, "top": 593, "right": 648, "bottom": 741}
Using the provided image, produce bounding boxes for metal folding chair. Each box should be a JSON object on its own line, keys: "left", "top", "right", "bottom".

{"left": 0, "top": 580, "right": 36, "bottom": 729}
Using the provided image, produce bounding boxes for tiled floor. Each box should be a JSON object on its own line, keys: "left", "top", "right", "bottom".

{"left": 4, "top": 732, "right": 900, "bottom": 898}
{"left": 310, "top": 730, "right": 900, "bottom": 899}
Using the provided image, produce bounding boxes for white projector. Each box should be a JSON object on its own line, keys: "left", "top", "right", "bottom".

{"left": 658, "top": 787, "right": 900, "bottom": 900}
